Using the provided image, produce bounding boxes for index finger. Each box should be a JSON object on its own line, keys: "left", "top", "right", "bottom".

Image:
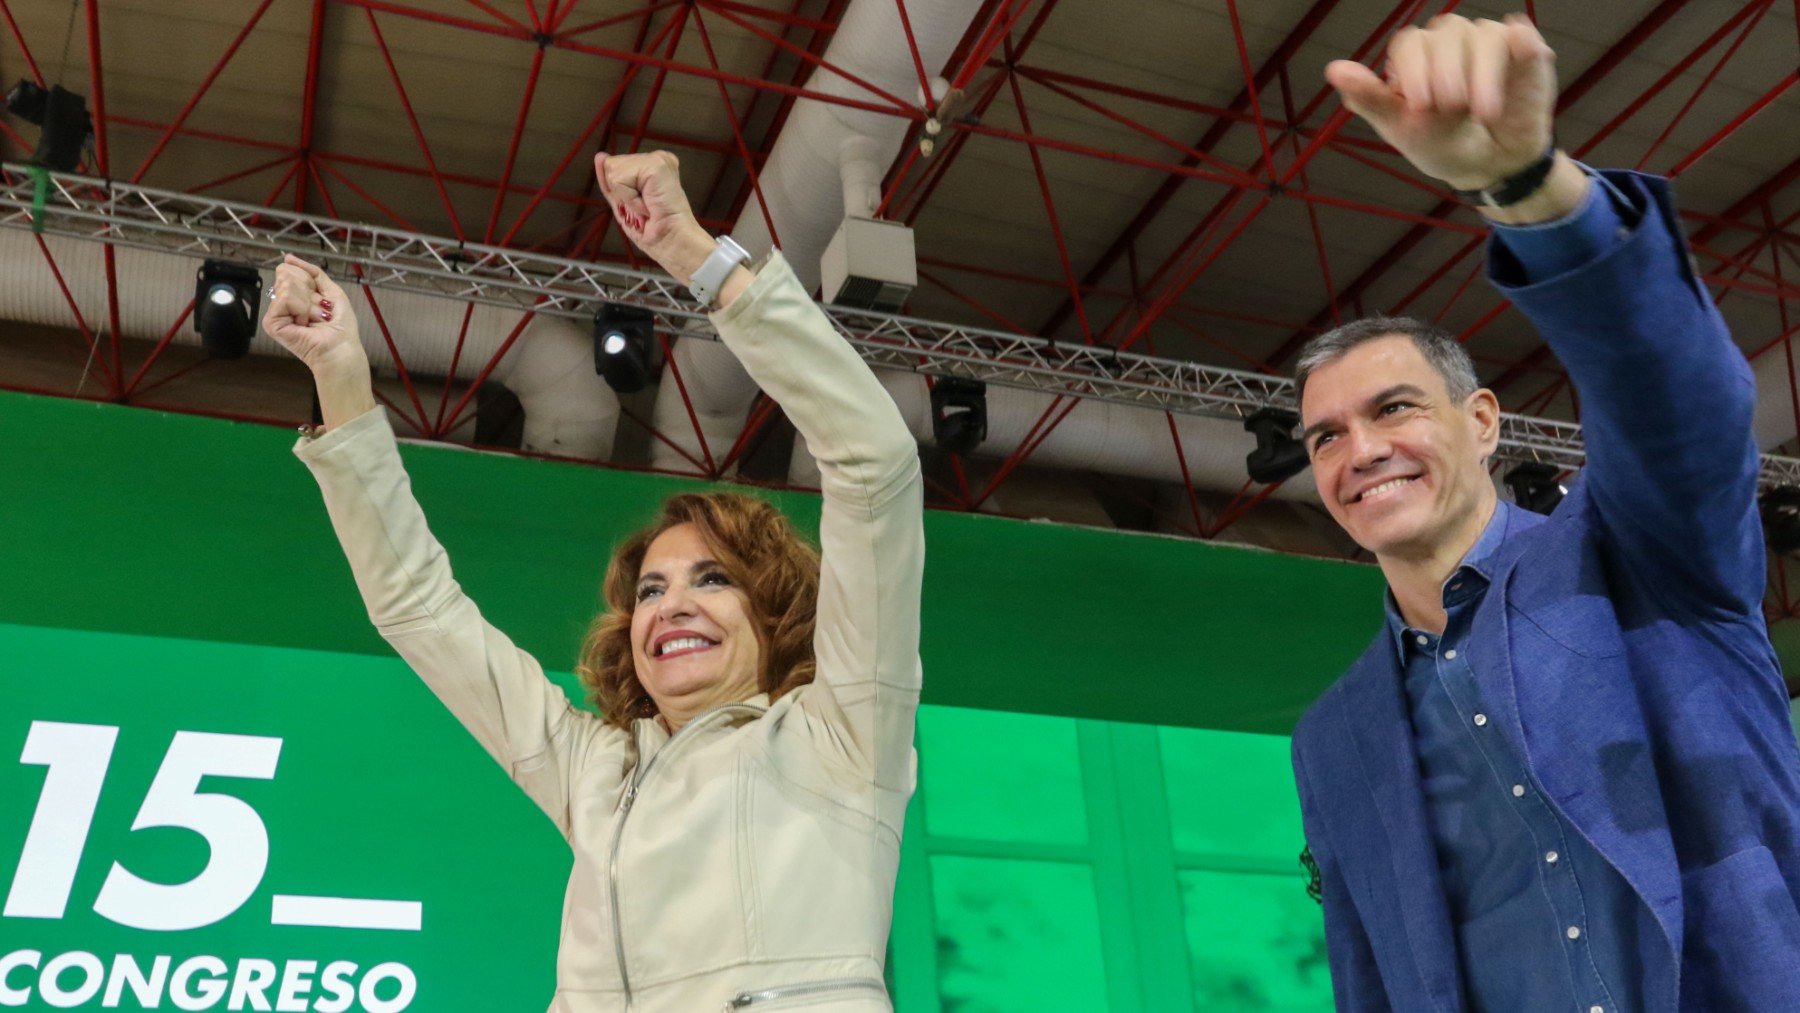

{"left": 283, "top": 253, "right": 325, "bottom": 279}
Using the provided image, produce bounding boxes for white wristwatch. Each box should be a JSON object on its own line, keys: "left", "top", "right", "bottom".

{"left": 689, "top": 235, "right": 751, "bottom": 308}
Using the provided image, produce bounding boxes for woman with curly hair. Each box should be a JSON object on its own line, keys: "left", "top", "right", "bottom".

{"left": 270, "top": 150, "right": 923, "bottom": 1012}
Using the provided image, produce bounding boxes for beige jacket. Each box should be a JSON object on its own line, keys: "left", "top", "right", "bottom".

{"left": 295, "top": 253, "right": 924, "bottom": 1012}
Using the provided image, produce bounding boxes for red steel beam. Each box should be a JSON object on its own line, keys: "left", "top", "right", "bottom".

{"left": 1666, "top": 70, "right": 1798, "bottom": 179}
{"left": 699, "top": 0, "right": 835, "bottom": 218}
{"left": 363, "top": 7, "right": 467, "bottom": 240}
{"left": 32, "top": 234, "right": 116, "bottom": 391}
{"left": 0, "top": 0, "right": 44, "bottom": 87}
{"left": 188, "top": 152, "right": 296, "bottom": 196}
{"left": 295, "top": 0, "right": 328, "bottom": 212}
{"left": 601, "top": 3, "right": 695, "bottom": 269}
{"left": 1005, "top": 61, "right": 1094, "bottom": 341}
{"left": 558, "top": 2, "right": 683, "bottom": 38}
{"left": 482, "top": 45, "right": 548, "bottom": 243}
{"left": 1266, "top": 0, "right": 1703, "bottom": 371}
{"left": 691, "top": 6, "right": 782, "bottom": 247}
{"left": 700, "top": 1, "right": 914, "bottom": 118}
{"left": 497, "top": 9, "right": 685, "bottom": 245}
{"left": 1633, "top": 0, "right": 1771, "bottom": 172}
{"left": 1571, "top": 0, "right": 1766, "bottom": 162}
{"left": 1037, "top": 0, "right": 1353, "bottom": 338}
{"left": 1487, "top": 159, "right": 1800, "bottom": 394}
{"left": 882, "top": 0, "right": 1055, "bottom": 222}
{"left": 335, "top": 0, "right": 915, "bottom": 118}
{"left": 130, "top": 0, "right": 278, "bottom": 184}
{"left": 84, "top": 0, "right": 124, "bottom": 398}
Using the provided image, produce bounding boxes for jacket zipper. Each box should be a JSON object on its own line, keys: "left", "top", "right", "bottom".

{"left": 607, "top": 703, "right": 765, "bottom": 1010}
{"left": 724, "top": 977, "right": 887, "bottom": 1009}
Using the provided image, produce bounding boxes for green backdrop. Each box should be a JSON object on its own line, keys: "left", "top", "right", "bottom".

{"left": 0, "top": 389, "right": 1382, "bottom": 1011}
{"left": 0, "top": 390, "right": 1384, "bottom": 734}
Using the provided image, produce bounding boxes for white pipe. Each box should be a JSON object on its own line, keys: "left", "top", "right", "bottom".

{"left": 0, "top": 230, "right": 618, "bottom": 459}
{"left": 1753, "top": 347, "right": 1799, "bottom": 452}
{"left": 785, "top": 372, "right": 1321, "bottom": 504}
{"left": 648, "top": 0, "right": 984, "bottom": 472}
{"left": 839, "top": 135, "right": 884, "bottom": 219}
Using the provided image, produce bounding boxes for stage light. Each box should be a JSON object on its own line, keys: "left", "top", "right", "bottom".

{"left": 193, "top": 260, "right": 263, "bottom": 360}
{"left": 7, "top": 83, "right": 92, "bottom": 172}
{"left": 1760, "top": 487, "right": 1800, "bottom": 555}
{"left": 1243, "top": 408, "right": 1309, "bottom": 484}
{"left": 930, "top": 377, "right": 986, "bottom": 456}
{"left": 6, "top": 79, "right": 46, "bottom": 124}
{"left": 593, "top": 303, "right": 656, "bottom": 394}
{"left": 1504, "top": 461, "right": 1566, "bottom": 515}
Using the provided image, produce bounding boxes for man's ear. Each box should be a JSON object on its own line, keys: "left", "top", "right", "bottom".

{"left": 1468, "top": 387, "right": 1501, "bottom": 459}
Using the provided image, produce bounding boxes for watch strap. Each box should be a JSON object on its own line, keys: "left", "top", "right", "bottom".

{"left": 1452, "top": 145, "right": 1558, "bottom": 209}
{"left": 689, "top": 235, "right": 751, "bottom": 308}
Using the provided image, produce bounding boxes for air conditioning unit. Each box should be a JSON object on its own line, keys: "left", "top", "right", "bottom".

{"left": 821, "top": 216, "right": 916, "bottom": 313}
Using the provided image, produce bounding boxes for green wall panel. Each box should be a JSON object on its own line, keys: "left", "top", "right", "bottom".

{"left": 0, "top": 390, "right": 1383, "bottom": 734}
{"left": 917, "top": 708, "right": 1088, "bottom": 845}
{"left": 929, "top": 856, "right": 1111, "bottom": 1011}
{"left": 1177, "top": 870, "right": 1331, "bottom": 1010}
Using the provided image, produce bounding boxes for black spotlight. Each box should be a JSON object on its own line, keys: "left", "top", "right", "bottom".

{"left": 1504, "top": 461, "right": 1566, "bottom": 515}
{"left": 930, "top": 377, "right": 987, "bottom": 456}
{"left": 1760, "top": 487, "right": 1800, "bottom": 555}
{"left": 5, "top": 79, "right": 47, "bottom": 124}
{"left": 193, "top": 260, "right": 263, "bottom": 360}
{"left": 593, "top": 303, "right": 656, "bottom": 394}
{"left": 1244, "top": 407, "right": 1310, "bottom": 484}
{"left": 8, "top": 83, "right": 92, "bottom": 172}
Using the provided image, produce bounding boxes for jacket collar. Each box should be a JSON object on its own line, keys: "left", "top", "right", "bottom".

{"left": 630, "top": 693, "right": 771, "bottom": 771}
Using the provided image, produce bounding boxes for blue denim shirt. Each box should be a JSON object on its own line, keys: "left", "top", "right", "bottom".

{"left": 1384, "top": 171, "right": 1653, "bottom": 1013}
{"left": 1389, "top": 501, "right": 1648, "bottom": 1012}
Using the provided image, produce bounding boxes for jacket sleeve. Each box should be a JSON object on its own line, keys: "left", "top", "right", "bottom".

{"left": 708, "top": 252, "right": 925, "bottom": 798}
{"left": 1489, "top": 170, "right": 1763, "bottom": 618}
{"left": 1293, "top": 743, "right": 1394, "bottom": 1013}
{"left": 294, "top": 406, "right": 625, "bottom": 836}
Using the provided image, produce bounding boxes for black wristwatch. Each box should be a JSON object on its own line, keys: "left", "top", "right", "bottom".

{"left": 1452, "top": 145, "right": 1559, "bottom": 209}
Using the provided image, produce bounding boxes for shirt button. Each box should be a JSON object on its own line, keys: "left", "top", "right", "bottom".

{"left": 1473, "top": 713, "right": 1488, "bottom": 727}
{"left": 1512, "top": 784, "right": 1525, "bottom": 797}
{"left": 1591, "top": 1006, "right": 1605, "bottom": 1013}
{"left": 1546, "top": 850, "right": 1559, "bottom": 864}
{"left": 1444, "top": 649, "right": 1458, "bottom": 660}
{"left": 1567, "top": 925, "right": 1582, "bottom": 940}
{"left": 1415, "top": 634, "right": 1429, "bottom": 646}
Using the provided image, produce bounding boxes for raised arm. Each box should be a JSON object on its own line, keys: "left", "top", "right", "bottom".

{"left": 1328, "top": 14, "right": 1762, "bottom": 616}
{"left": 593, "top": 152, "right": 925, "bottom": 792}
{"left": 267, "top": 258, "right": 623, "bottom": 834}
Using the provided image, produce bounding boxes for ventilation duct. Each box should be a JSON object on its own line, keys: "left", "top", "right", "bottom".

{"left": 646, "top": 0, "right": 978, "bottom": 474}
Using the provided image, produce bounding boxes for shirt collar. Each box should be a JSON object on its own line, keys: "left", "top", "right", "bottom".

{"left": 1384, "top": 499, "right": 1514, "bottom": 660}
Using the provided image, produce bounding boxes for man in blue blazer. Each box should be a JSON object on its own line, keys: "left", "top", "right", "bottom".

{"left": 1290, "top": 13, "right": 1800, "bottom": 1011}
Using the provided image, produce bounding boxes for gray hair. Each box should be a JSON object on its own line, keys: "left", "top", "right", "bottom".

{"left": 1292, "top": 316, "right": 1480, "bottom": 406}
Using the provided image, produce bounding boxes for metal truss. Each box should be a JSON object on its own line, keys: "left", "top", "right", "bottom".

{"left": 7, "top": 163, "right": 1799, "bottom": 488}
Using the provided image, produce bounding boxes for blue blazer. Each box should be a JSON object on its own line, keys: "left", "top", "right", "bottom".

{"left": 1292, "top": 173, "right": 1800, "bottom": 1012}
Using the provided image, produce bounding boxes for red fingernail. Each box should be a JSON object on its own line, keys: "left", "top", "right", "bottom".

{"left": 320, "top": 299, "right": 333, "bottom": 308}
{"left": 321, "top": 310, "right": 332, "bottom": 320}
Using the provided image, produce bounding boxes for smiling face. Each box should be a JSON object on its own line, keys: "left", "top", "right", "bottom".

{"left": 1299, "top": 334, "right": 1500, "bottom": 563}
{"left": 628, "top": 522, "right": 763, "bottom": 724}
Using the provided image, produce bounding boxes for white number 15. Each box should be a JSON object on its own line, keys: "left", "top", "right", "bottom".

{"left": 4, "top": 720, "right": 282, "bottom": 931}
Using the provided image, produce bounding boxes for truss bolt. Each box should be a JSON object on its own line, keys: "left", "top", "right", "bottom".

{"left": 924, "top": 117, "right": 942, "bottom": 136}
{"left": 919, "top": 137, "right": 936, "bottom": 157}
{"left": 532, "top": 31, "right": 554, "bottom": 48}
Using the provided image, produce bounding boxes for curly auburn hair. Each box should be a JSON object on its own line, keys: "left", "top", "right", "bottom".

{"left": 576, "top": 492, "right": 820, "bottom": 728}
